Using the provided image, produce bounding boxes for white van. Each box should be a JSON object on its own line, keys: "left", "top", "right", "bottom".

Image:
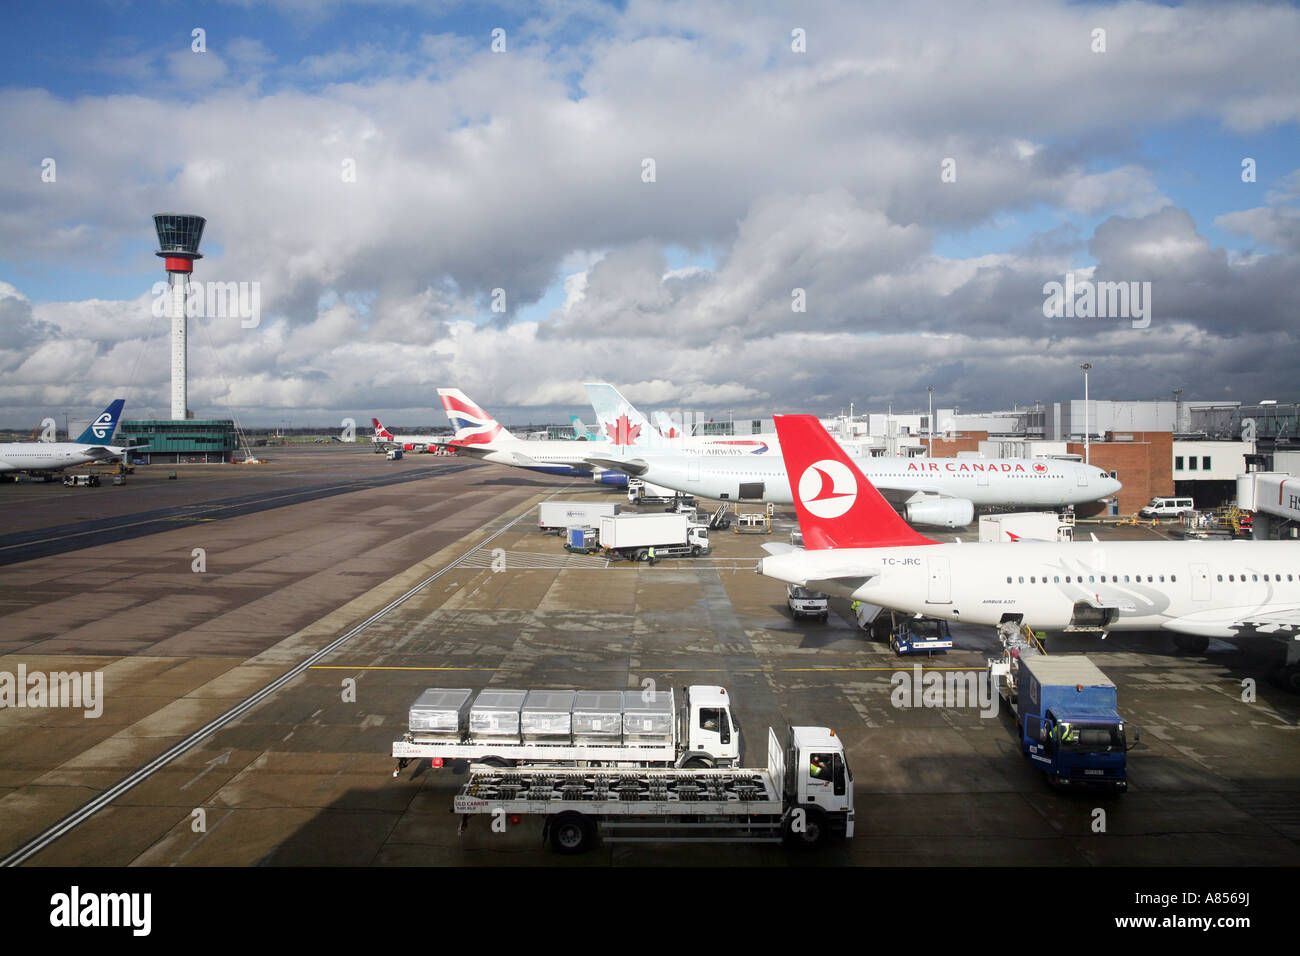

{"left": 386, "top": 448, "right": 404, "bottom": 461}
{"left": 787, "top": 585, "right": 829, "bottom": 622}
{"left": 1139, "top": 496, "right": 1195, "bottom": 518}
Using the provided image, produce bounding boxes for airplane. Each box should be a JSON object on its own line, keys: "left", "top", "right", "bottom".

{"left": 371, "top": 418, "right": 448, "bottom": 451}
{"left": 586, "top": 384, "right": 773, "bottom": 456}
{"left": 0, "top": 399, "right": 141, "bottom": 475}
{"left": 584, "top": 386, "right": 1120, "bottom": 527}
{"left": 757, "top": 414, "right": 1300, "bottom": 681}
{"left": 437, "top": 388, "right": 631, "bottom": 485}
{"left": 569, "top": 415, "right": 601, "bottom": 441}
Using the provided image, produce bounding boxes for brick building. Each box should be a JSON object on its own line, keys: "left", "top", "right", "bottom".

{"left": 1066, "top": 431, "right": 1173, "bottom": 515}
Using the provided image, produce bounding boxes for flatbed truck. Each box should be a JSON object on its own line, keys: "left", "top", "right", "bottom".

{"left": 451, "top": 725, "right": 854, "bottom": 853}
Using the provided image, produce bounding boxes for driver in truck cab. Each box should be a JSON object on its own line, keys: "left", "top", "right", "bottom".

{"left": 810, "top": 754, "right": 827, "bottom": 779}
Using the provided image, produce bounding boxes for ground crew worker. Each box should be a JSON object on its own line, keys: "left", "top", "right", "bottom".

{"left": 648, "top": 545, "right": 655, "bottom": 566}
{"left": 810, "top": 755, "right": 826, "bottom": 779}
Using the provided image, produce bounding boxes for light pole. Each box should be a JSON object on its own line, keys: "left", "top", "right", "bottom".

{"left": 926, "top": 385, "right": 934, "bottom": 457}
{"left": 1080, "top": 363, "right": 1092, "bottom": 464}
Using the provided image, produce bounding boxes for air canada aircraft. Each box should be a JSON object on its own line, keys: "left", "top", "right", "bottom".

{"left": 0, "top": 399, "right": 140, "bottom": 475}
{"left": 758, "top": 415, "right": 1300, "bottom": 683}
{"left": 584, "top": 385, "right": 1120, "bottom": 527}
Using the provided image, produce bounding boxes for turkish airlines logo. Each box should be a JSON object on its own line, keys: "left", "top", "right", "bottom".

{"left": 91, "top": 413, "right": 113, "bottom": 440}
{"left": 796, "top": 459, "right": 857, "bottom": 518}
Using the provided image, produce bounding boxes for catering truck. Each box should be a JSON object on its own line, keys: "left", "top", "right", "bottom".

{"left": 537, "top": 500, "right": 620, "bottom": 534}
{"left": 392, "top": 685, "right": 740, "bottom": 772}
{"left": 988, "top": 637, "right": 1134, "bottom": 791}
{"left": 597, "top": 512, "right": 709, "bottom": 560}
{"left": 451, "top": 725, "right": 854, "bottom": 853}
{"left": 978, "top": 511, "right": 1074, "bottom": 543}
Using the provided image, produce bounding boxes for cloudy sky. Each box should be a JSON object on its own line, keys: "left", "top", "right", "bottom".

{"left": 1, "top": 0, "right": 1297, "bottom": 430}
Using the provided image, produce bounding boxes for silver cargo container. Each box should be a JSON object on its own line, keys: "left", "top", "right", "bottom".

{"left": 521, "top": 690, "right": 577, "bottom": 741}
{"left": 469, "top": 689, "right": 528, "bottom": 740}
{"left": 571, "top": 690, "right": 624, "bottom": 743}
{"left": 408, "top": 688, "right": 473, "bottom": 738}
{"left": 622, "top": 689, "right": 675, "bottom": 743}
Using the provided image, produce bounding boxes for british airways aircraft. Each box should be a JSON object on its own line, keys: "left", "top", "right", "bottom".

{"left": 437, "top": 389, "right": 631, "bottom": 485}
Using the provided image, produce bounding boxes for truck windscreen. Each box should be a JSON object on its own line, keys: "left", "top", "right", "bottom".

{"left": 1059, "top": 723, "right": 1125, "bottom": 753}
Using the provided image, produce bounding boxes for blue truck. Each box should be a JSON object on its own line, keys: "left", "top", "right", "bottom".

{"left": 991, "top": 651, "right": 1134, "bottom": 791}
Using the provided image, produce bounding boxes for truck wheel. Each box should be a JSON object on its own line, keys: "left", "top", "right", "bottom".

{"left": 690, "top": 546, "right": 701, "bottom": 557}
{"left": 634, "top": 549, "right": 647, "bottom": 562}
{"left": 782, "top": 806, "right": 827, "bottom": 848}
{"left": 682, "top": 756, "right": 712, "bottom": 769}
{"left": 549, "top": 813, "right": 593, "bottom": 854}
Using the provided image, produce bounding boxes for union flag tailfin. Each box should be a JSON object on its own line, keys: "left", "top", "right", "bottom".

{"left": 437, "top": 388, "right": 511, "bottom": 445}
{"left": 773, "top": 415, "right": 937, "bottom": 550}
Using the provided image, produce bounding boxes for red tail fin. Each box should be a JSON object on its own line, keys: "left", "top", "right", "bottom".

{"left": 773, "top": 415, "right": 938, "bottom": 550}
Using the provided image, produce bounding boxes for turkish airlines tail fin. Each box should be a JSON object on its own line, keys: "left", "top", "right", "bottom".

{"left": 773, "top": 414, "right": 937, "bottom": 550}
{"left": 584, "top": 383, "right": 669, "bottom": 451}
{"left": 437, "top": 389, "right": 513, "bottom": 445}
{"left": 74, "top": 399, "right": 125, "bottom": 445}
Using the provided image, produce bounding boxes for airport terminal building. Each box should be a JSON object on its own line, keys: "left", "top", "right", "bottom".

{"left": 117, "top": 419, "right": 239, "bottom": 464}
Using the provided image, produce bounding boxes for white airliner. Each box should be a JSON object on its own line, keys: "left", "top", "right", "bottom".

{"left": 437, "top": 389, "right": 634, "bottom": 485}
{"left": 584, "top": 386, "right": 1120, "bottom": 527}
{"left": 370, "top": 418, "right": 447, "bottom": 450}
{"left": 758, "top": 415, "right": 1300, "bottom": 669}
{"left": 0, "top": 399, "right": 139, "bottom": 475}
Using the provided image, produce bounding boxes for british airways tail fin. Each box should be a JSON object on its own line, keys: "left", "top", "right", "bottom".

{"left": 437, "top": 389, "right": 513, "bottom": 445}
{"left": 584, "top": 383, "right": 669, "bottom": 452}
{"left": 773, "top": 415, "right": 937, "bottom": 550}
{"left": 75, "top": 399, "right": 125, "bottom": 445}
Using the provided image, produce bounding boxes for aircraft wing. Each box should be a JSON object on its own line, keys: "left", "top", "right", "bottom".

{"left": 80, "top": 446, "right": 121, "bottom": 461}
{"left": 583, "top": 457, "right": 649, "bottom": 477}
{"left": 448, "top": 442, "right": 492, "bottom": 459}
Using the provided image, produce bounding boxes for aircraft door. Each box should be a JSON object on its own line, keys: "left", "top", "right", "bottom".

{"left": 1190, "top": 563, "right": 1210, "bottom": 601}
{"left": 926, "top": 556, "right": 952, "bottom": 604}
{"left": 688, "top": 460, "right": 700, "bottom": 483}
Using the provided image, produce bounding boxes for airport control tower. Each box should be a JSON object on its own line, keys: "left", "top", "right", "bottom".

{"left": 153, "top": 214, "right": 205, "bottom": 420}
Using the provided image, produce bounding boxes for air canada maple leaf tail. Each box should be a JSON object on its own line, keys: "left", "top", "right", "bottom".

{"left": 773, "top": 415, "right": 938, "bottom": 550}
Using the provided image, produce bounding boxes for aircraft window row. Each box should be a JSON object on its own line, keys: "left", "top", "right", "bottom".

{"left": 1216, "top": 573, "right": 1294, "bottom": 582}
{"left": 1006, "top": 574, "right": 1179, "bottom": 584}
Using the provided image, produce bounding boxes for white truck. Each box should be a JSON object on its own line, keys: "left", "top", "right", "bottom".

{"left": 598, "top": 512, "right": 709, "bottom": 561}
{"left": 452, "top": 725, "right": 855, "bottom": 853}
{"left": 978, "top": 511, "right": 1074, "bottom": 543}
{"left": 537, "top": 500, "right": 620, "bottom": 534}
{"left": 392, "top": 685, "right": 740, "bottom": 772}
{"left": 627, "top": 478, "right": 686, "bottom": 505}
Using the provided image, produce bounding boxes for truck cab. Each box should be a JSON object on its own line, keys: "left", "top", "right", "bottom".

{"left": 680, "top": 685, "right": 740, "bottom": 766}
{"left": 687, "top": 524, "right": 709, "bottom": 552}
{"left": 1023, "top": 710, "right": 1130, "bottom": 791}
{"left": 783, "top": 726, "right": 854, "bottom": 845}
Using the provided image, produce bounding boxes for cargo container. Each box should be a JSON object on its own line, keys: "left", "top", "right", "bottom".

{"left": 538, "top": 500, "right": 620, "bottom": 534}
